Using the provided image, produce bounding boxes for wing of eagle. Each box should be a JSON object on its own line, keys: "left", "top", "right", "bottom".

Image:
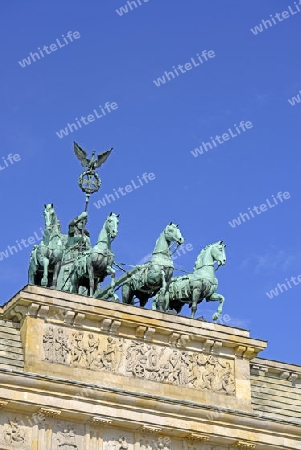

{"left": 74, "top": 142, "right": 90, "bottom": 167}
{"left": 95, "top": 148, "right": 113, "bottom": 169}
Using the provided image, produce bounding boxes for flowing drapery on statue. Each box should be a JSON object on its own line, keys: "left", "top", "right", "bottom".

{"left": 68, "top": 212, "right": 120, "bottom": 297}
{"left": 153, "top": 241, "right": 226, "bottom": 320}
{"left": 56, "top": 212, "right": 91, "bottom": 293}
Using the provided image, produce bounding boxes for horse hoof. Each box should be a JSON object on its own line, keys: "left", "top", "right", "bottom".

{"left": 197, "top": 316, "right": 206, "bottom": 322}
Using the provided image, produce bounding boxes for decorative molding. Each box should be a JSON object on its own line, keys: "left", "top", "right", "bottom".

{"left": 169, "top": 333, "right": 190, "bottom": 347}
{"left": 212, "top": 340, "right": 222, "bottom": 350}
{"left": 136, "top": 326, "right": 155, "bottom": 341}
{"left": 90, "top": 415, "right": 113, "bottom": 424}
{"left": 64, "top": 311, "right": 76, "bottom": 324}
{"left": 144, "top": 327, "right": 155, "bottom": 341}
{"left": 138, "top": 425, "right": 162, "bottom": 434}
{"left": 39, "top": 407, "right": 62, "bottom": 417}
{"left": 169, "top": 333, "right": 180, "bottom": 346}
{"left": 243, "top": 347, "right": 256, "bottom": 359}
{"left": 280, "top": 371, "right": 290, "bottom": 379}
{"left": 136, "top": 326, "right": 147, "bottom": 339}
{"left": 9, "top": 305, "right": 27, "bottom": 322}
{"left": 37, "top": 305, "right": 50, "bottom": 319}
{"left": 231, "top": 441, "right": 256, "bottom": 449}
{"left": 73, "top": 313, "right": 85, "bottom": 326}
{"left": 101, "top": 318, "right": 112, "bottom": 332}
{"left": 203, "top": 339, "right": 214, "bottom": 352}
{"left": 27, "top": 303, "right": 40, "bottom": 317}
{"left": 178, "top": 334, "right": 190, "bottom": 347}
{"left": 235, "top": 346, "right": 247, "bottom": 357}
{"left": 110, "top": 320, "right": 121, "bottom": 335}
{"left": 187, "top": 433, "right": 210, "bottom": 442}
{"left": 288, "top": 372, "right": 298, "bottom": 381}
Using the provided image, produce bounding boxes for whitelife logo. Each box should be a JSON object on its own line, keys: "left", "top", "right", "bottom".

{"left": 153, "top": 50, "right": 215, "bottom": 87}
{"left": 288, "top": 89, "right": 301, "bottom": 106}
{"left": 250, "top": 1, "right": 301, "bottom": 35}
{"left": 55, "top": 101, "right": 118, "bottom": 139}
{"left": 0, "top": 153, "right": 21, "bottom": 172}
{"left": 116, "top": 0, "right": 150, "bottom": 16}
{"left": 191, "top": 120, "right": 253, "bottom": 157}
{"left": 18, "top": 31, "right": 81, "bottom": 68}
{"left": 93, "top": 172, "right": 156, "bottom": 209}
{"left": 228, "top": 191, "right": 291, "bottom": 228}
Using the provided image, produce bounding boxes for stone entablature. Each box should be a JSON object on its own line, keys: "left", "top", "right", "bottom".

{"left": 0, "top": 286, "right": 300, "bottom": 449}
{"left": 2, "top": 285, "right": 268, "bottom": 410}
{"left": 42, "top": 324, "right": 236, "bottom": 395}
{"left": 250, "top": 357, "right": 301, "bottom": 424}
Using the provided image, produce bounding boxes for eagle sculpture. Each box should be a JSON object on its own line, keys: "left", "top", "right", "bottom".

{"left": 74, "top": 141, "right": 113, "bottom": 171}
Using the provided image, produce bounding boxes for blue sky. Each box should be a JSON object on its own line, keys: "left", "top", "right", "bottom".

{"left": 1, "top": 0, "right": 301, "bottom": 365}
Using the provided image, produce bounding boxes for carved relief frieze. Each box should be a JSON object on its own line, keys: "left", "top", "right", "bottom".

{"left": 103, "top": 431, "right": 133, "bottom": 450}
{"left": 42, "top": 325, "right": 235, "bottom": 395}
{"left": 0, "top": 416, "right": 30, "bottom": 449}
{"left": 53, "top": 422, "right": 83, "bottom": 450}
{"left": 56, "top": 425, "right": 77, "bottom": 449}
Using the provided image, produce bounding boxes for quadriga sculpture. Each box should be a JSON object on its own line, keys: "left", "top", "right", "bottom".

{"left": 69, "top": 212, "right": 120, "bottom": 298}
{"left": 122, "top": 223, "right": 184, "bottom": 309}
{"left": 28, "top": 204, "right": 67, "bottom": 288}
{"left": 154, "top": 241, "right": 226, "bottom": 320}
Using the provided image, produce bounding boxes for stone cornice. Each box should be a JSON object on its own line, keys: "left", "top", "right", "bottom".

{"left": 231, "top": 442, "right": 256, "bottom": 450}
{"left": 251, "top": 357, "right": 301, "bottom": 380}
{"left": 0, "top": 369, "right": 300, "bottom": 441}
{"left": 2, "top": 285, "right": 267, "bottom": 359}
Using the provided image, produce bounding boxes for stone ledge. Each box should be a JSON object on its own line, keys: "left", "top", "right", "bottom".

{"left": 1, "top": 286, "right": 267, "bottom": 360}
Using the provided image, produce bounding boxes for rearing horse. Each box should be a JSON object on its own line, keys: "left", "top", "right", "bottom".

{"left": 69, "top": 212, "right": 120, "bottom": 297}
{"left": 28, "top": 204, "right": 67, "bottom": 288}
{"left": 165, "top": 241, "right": 226, "bottom": 320}
{"left": 122, "top": 223, "right": 184, "bottom": 309}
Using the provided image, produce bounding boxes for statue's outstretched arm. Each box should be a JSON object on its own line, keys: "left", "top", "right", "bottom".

{"left": 69, "top": 212, "right": 88, "bottom": 231}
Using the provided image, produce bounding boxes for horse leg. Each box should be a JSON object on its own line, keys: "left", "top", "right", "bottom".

{"left": 152, "top": 295, "right": 158, "bottom": 310}
{"left": 28, "top": 261, "right": 36, "bottom": 285}
{"left": 191, "top": 287, "right": 201, "bottom": 319}
{"left": 69, "top": 270, "right": 76, "bottom": 294}
{"left": 207, "top": 294, "right": 225, "bottom": 321}
{"left": 41, "top": 257, "right": 49, "bottom": 286}
{"left": 139, "top": 294, "right": 149, "bottom": 308}
{"left": 51, "top": 262, "right": 60, "bottom": 289}
{"left": 157, "top": 269, "right": 166, "bottom": 311}
{"left": 122, "top": 282, "right": 134, "bottom": 305}
{"left": 87, "top": 261, "right": 95, "bottom": 298}
{"left": 106, "top": 266, "right": 119, "bottom": 301}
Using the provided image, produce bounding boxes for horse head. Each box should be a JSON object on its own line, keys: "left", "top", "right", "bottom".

{"left": 43, "top": 204, "right": 56, "bottom": 229}
{"left": 164, "top": 222, "right": 184, "bottom": 246}
{"left": 195, "top": 241, "right": 226, "bottom": 270}
{"left": 212, "top": 240, "right": 227, "bottom": 268}
{"left": 105, "top": 212, "right": 120, "bottom": 240}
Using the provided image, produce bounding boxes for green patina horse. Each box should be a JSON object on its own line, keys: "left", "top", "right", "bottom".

{"left": 155, "top": 241, "right": 226, "bottom": 320}
{"left": 28, "top": 204, "right": 67, "bottom": 288}
{"left": 122, "top": 223, "right": 184, "bottom": 309}
{"left": 69, "top": 212, "right": 120, "bottom": 297}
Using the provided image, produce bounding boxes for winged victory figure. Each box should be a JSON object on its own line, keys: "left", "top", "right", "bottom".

{"left": 74, "top": 141, "right": 113, "bottom": 171}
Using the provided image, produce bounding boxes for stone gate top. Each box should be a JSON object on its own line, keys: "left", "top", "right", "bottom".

{"left": 0, "top": 285, "right": 300, "bottom": 450}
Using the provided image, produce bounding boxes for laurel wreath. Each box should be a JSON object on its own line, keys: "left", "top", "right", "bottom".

{"left": 78, "top": 170, "right": 101, "bottom": 194}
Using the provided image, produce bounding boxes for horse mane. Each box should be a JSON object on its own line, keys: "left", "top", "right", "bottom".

{"left": 194, "top": 241, "right": 221, "bottom": 268}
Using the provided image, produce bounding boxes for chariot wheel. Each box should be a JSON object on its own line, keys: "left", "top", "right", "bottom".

{"left": 133, "top": 361, "right": 145, "bottom": 377}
